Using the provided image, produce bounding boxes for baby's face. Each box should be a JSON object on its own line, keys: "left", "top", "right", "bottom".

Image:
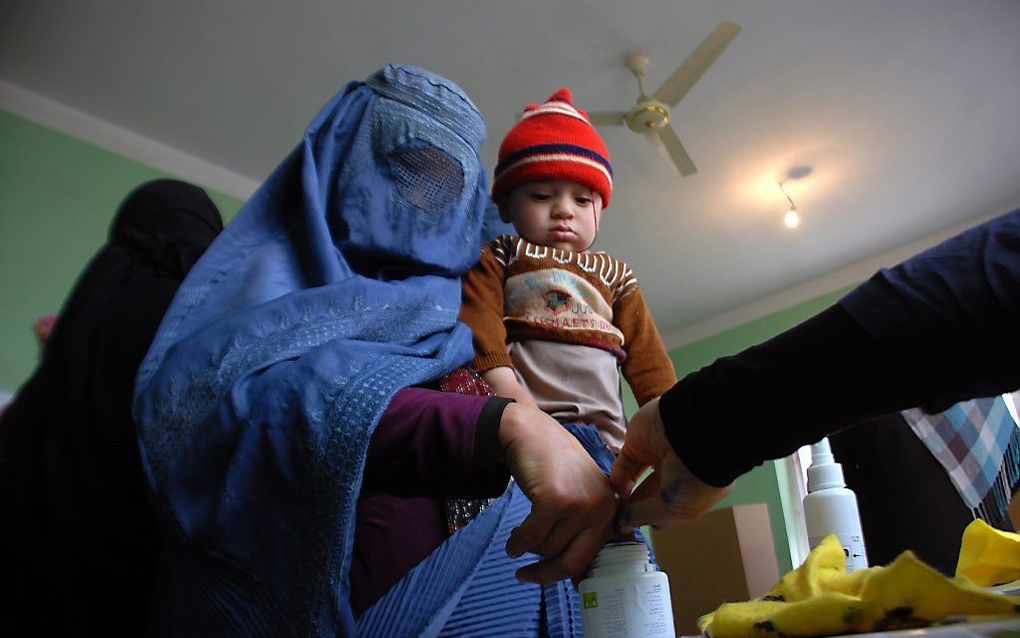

{"left": 502, "top": 180, "right": 602, "bottom": 252}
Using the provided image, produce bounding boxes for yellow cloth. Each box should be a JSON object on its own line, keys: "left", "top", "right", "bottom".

{"left": 699, "top": 535, "right": 1020, "bottom": 638}
{"left": 956, "top": 519, "right": 1020, "bottom": 587}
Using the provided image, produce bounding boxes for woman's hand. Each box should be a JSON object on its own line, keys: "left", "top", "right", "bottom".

{"left": 610, "top": 397, "right": 733, "bottom": 533}
{"left": 498, "top": 402, "right": 618, "bottom": 584}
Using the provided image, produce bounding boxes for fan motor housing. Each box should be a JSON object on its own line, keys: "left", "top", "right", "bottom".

{"left": 625, "top": 100, "right": 670, "bottom": 133}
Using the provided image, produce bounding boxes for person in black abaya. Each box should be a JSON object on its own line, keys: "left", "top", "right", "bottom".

{"left": 0, "top": 179, "right": 224, "bottom": 634}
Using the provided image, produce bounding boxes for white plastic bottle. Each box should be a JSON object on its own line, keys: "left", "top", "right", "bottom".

{"left": 578, "top": 540, "right": 675, "bottom": 638}
{"left": 803, "top": 437, "right": 869, "bottom": 572}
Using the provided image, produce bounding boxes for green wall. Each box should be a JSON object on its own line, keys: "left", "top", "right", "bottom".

{"left": 665, "top": 287, "right": 855, "bottom": 573}
{"left": 0, "top": 110, "right": 243, "bottom": 392}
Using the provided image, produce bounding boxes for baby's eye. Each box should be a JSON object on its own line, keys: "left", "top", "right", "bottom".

{"left": 529, "top": 192, "right": 551, "bottom": 201}
{"left": 575, "top": 197, "right": 592, "bottom": 205}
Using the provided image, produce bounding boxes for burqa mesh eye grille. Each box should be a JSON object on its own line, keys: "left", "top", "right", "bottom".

{"left": 389, "top": 142, "right": 465, "bottom": 215}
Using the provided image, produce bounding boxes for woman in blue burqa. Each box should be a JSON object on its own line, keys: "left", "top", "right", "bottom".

{"left": 133, "top": 64, "right": 620, "bottom": 636}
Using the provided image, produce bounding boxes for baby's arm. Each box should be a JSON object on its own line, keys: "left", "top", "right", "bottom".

{"left": 482, "top": 366, "right": 539, "bottom": 407}
{"left": 460, "top": 242, "right": 540, "bottom": 406}
{"left": 616, "top": 284, "right": 677, "bottom": 406}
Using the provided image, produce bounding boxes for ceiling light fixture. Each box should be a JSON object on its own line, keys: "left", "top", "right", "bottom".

{"left": 779, "top": 179, "right": 800, "bottom": 229}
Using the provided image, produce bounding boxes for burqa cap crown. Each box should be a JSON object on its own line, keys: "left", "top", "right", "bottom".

{"left": 366, "top": 64, "right": 486, "bottom": 154}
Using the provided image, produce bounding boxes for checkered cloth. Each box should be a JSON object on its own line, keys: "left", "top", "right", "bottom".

{"left": 902, "top": 394, "right": 1020, "bottom": 529}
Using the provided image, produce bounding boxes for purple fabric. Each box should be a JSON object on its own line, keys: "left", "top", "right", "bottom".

{"left": 351, "top": 387, "right": 512, "bottom": 616}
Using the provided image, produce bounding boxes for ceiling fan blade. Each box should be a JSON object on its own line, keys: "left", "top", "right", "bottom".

{"left": 652, "top": 20, "right": 741, "bottom": 107}
{"left": 587, "top": 111, "right": 626, "bottom": 126}
{"left": 655, "top": 126, "right": 698, "bottom": 176}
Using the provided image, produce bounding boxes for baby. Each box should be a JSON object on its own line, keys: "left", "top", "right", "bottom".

{"left": 460, "top": 88, "right": 676, "bottom": 452}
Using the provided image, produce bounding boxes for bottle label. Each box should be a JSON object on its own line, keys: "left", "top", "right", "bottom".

{"left": 579, "top": 577, "right": 674, "bottom": 638}
{"left": 808, "top": 533, "right": 869, "bottom": 572}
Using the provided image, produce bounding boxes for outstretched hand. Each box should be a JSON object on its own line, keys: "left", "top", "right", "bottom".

{"left": 498, "top": 402, "right": 619, "bottom": 584}
{"left": 610, "top": 397, "right": 733, "bottom": 533}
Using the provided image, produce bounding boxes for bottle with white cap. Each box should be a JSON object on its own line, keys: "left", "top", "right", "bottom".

{"left": 578, "top": 540, "right": 675, "bottom": 638}
{"left": 803, "top": 437, "right": 869, "bottom": 572}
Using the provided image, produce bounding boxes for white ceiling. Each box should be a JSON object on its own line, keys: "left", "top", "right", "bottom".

{"left": 4, "top": 0, "right": 1020, "bottom": 346}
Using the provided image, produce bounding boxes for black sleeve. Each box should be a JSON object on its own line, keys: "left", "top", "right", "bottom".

{"left": 659, "top": 305, "right": 924, "bottom": 486}
{"left": 839, "top": 209, "right": 1020, "bottom": 412}
{"left": 658, "top": 208, "right": 1020, "bottom": 487}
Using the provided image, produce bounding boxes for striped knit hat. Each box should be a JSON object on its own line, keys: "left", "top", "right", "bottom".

{"left": 492, "top": 88, "right": 613, "bottom": 209}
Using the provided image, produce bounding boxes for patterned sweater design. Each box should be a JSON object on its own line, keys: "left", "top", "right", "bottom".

{"left": 460, "top": 235, "right": 676, "bottom": 405}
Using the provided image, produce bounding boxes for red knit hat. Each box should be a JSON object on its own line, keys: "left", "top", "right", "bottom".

{"left": 492, "top": 88, "right": 613, "bottom": 209}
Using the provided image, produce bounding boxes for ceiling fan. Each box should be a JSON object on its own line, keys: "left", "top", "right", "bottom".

{"left": 588, "top": 20, "right": 742, "bottom": 177}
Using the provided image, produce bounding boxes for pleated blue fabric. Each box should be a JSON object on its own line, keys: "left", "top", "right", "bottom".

{"left": 358, "top": 423, "right": 621, "bottom": 638}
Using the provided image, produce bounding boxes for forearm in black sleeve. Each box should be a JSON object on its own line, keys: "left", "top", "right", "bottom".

{"left": 659, "top": 209, "right": 1020, "bottom": 487}
{"left": 658, "top": 305, "right": 935, "bottom": 487}
{"left": 839, "top": 209, "right": 1020, "bottom": 412}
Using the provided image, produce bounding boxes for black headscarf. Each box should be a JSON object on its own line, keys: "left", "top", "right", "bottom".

{"left": 0, "top": 179, "right": 223, "bottom": 634}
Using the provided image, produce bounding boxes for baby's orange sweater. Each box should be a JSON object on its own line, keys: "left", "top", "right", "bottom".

{"left": 460, "top": 235, "right": 676, "bottom": 406}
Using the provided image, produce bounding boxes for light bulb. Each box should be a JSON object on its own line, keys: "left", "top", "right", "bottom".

{"left": 784, "top": 209, "right": 800, "bottom": 228}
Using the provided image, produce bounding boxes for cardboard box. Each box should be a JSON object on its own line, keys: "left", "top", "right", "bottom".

{"left": 651, "top": 503, "right": 781, "bottom": 636}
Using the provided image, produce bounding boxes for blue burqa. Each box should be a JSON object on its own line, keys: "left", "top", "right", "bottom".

{"left": 134, "top": 65, "right": 598, "bottom": 636}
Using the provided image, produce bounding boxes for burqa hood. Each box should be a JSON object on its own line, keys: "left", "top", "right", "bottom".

{"left": 133, "top": 65, "right": 489, "bottom": 635}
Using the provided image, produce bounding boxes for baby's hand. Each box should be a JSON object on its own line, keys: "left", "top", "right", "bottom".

{"left": 482, "top": 367, "right": 539, "bottom": 407}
